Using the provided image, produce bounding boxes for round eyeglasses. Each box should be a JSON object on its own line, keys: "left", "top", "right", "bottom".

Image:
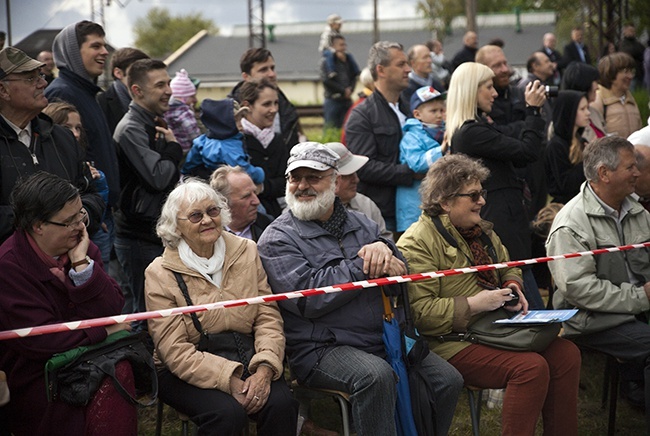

{"left": 178, "top": 206, "right": 221, "bottom": 224}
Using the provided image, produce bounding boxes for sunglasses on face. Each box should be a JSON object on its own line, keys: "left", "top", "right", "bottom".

{"left": 178, "top": 206, "right": 221, "bottom": 224}
{"left": 452, "top": 189, "right": 487, "bottom": 202}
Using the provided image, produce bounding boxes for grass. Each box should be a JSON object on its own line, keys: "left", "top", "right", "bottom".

{"left": 136, "top": 347, "right": 647, "bottom": 435}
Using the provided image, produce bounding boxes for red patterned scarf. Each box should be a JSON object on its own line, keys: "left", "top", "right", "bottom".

{"left": 455, "top": 224, "right": 498, "bottom": 288}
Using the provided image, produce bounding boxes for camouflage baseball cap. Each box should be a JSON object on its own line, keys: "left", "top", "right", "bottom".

{"left": 0, "top": 47, "right": 45, "bottom": 80}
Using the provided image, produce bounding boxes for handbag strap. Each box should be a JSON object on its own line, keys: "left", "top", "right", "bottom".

{"left": 173, "top": 271, "right": 208, "bottom": 338}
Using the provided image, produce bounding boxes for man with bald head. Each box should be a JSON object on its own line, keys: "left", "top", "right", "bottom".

{"left": 539, "top": 32, "right": 561, "bottom": 84}
{"left": 450, "top": 31, "right": 478, "bottom": 72}
{"left": 36, "top": 50, "right": 55, "bottom": 85}
{"left": 402, "top": 44, "right": 445, "bottom": 103}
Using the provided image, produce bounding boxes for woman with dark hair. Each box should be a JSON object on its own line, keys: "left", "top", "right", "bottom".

{"left": 397, "top": 155, "right": 581, "bottom": 436}
{"left": 0, "top": 172, "right": 133, "bottom": 435}
{"left": 237, "top": 78, "right": 288, "bottom": 217}
{"left": 545, "top": 91, "right": 591, "bottom": 204}
{"left": 561, "top": 62, "right": 606, "bottom": 141}
{"left": 591, "top": 52, "right": 642, "bottom": 138}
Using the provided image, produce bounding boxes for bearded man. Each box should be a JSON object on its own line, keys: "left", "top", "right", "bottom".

{"left": 257, "top": 142, "right": 463, "bottom": 436}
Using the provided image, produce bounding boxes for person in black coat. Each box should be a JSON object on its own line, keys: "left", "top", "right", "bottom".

{"left": 450, "top": 31, "right": 478, "bottom": 72}
{"left": 0, "top": 47, "right": 104, "bottom": 244}
{"left": 236, "top": 79, "right": 288, "bottom": 218}
{"left": 446, "top": 62, "right": 547, "bottom": 308}
{"left": 545, "top": 91, "right": 591, "bottom": 204}
{"left": 562, "top": 27, "right": 591, "bottom": 67}
{"left": 97, "top": 47, "right": 150, "bottom": 134}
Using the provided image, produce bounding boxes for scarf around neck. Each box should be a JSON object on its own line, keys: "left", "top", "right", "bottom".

{"left": 26, "top": 232, "right": 70, "bottom": 284}
{"left": 241, "top": 117, "right": 275, "bottom": 148}
{"left": 455, "top": 224, "right": 498, "bottom": 288}
{"left": 178, "top": 237, "right": 226, "bottom": 288}
{"left": 317, "top": 197, "right": 347, "bottom": 240}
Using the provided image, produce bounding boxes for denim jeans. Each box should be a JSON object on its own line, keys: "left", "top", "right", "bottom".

{"left": 571, "top": 319, "right": 650, "bottom": 429}
{"left": 114, "top": 236, "right": 163, "bottom": 315}
{"left": 323, "top": 98, "right": 352, "bottom": 129}
{"left": 305, "top": 345, "right": 462, "bottom": 436}
{"left": 90, "top": 210, "right": 114, "bottom": 271}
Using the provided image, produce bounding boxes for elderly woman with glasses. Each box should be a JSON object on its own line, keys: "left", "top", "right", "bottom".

{"left": 144, "top": 179, "right": 297, "bottom": 436}
{"left": 0, "top": 172, "right": 133, "bottom": 436}
{"left": 397, "top": 155, "right": 581, "bottom": 436}
{"left": 591, "top": 52, "right": 642, "bottom": 138}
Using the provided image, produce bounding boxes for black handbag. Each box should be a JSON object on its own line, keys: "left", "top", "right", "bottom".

{"left": 45, "top": 331, "right": 158, "bottom": 407}
{"left": 173, "top": 272, "right": 255, "bottom": 379}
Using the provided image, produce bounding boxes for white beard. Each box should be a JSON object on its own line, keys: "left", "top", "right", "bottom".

{"left": 286, "top": 183, "right": 336, "bottom": 221}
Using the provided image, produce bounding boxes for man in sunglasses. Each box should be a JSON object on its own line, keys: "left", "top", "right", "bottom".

{"left": 113, "top": 58, "right": 182, "bottom": 318}
{"left": 0, "top": 47, "right": 104, "bottom": 245}
{"left": 258, "top": 142, "right": 462, "bottom": 436}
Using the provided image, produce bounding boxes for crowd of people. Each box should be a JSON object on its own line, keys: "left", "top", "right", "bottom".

{"left": 0, "top": 14, "right": 649, "bottom": 436}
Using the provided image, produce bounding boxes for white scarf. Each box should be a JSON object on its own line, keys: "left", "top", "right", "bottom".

{"left": 241, "top": 117, "right": 275, "bottom": 148}
{"left": 178, "top": 237, "right": 226, "bottom": 287}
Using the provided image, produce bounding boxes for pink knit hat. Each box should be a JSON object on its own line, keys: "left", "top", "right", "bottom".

{"left": 170, "top": 69, "right": 196, "bottom": 98}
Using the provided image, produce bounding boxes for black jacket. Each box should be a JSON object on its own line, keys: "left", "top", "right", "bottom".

{"left": 562, "top": 42, "right": 591, "bottom": 67}
{"left": 345, "top": 90, "right": 414, "bottom": 221}
{"left": 97, "top": 81, "right": 129, "bottom": 135}
{"left": 244, "top": 133, "right": 288, "bottom": 219}
{"left": 321, "top": 54, "right": 359, "bottom": 100}
{"left": 114, "top": 103, "right": 183, "bottom": 243}
{"left": 0, "top": 114, "right": 105, "bottom": 243}
{"left": 451, "top": 112, "right": 545, "bottom": 260}
{"left": 451, "top": 45, "right": 478, "bottom": 72}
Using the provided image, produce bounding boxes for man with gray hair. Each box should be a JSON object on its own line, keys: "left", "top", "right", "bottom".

{"left": 401, "top": 44, "right": 445, "bottom": 103}
{"left": 547, "top": 136, "right": 650, "bottom": 419}
{"left": 258, "top": 142, "right": 462, "bottom": 436}
{"left": 345, "top": 41, "right": 417, "bottom": 231}
{"left": 210, "top": 165, "right": 272, "bottom": 242}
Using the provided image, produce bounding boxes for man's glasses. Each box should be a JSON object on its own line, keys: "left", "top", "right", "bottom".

{"left": 452, "top": 189, "right": 487, "bottom": 202}
{"left": 286, "top": 172, "right": 334, "bottom": 185}
{"left": 178, "top": 206, "right": 221, "bottom": 224}
{"left": 1, "top": 72, "right": 46, "bottom": 86}
{"left": 45, "top": 210, "right": 88, "bottom": 230}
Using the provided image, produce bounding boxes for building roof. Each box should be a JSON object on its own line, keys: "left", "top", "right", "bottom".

{"left": 13, "top": 29, "right": 116, "bottom": 59}
{"left": 166, "top": 13, "right": 556, "bottom": 85}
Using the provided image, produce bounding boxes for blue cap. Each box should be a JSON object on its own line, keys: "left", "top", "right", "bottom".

{"left": 410, "top": 86, "right": 446, "bottom": 112}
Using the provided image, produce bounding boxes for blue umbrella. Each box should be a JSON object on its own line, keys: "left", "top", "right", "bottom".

{"left": 382, "top": 289, "right": 418, "bottom": 436}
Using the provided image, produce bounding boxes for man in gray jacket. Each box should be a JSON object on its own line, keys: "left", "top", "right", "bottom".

{"left": 547, "top": 136, "right": 650, "bottom": 422}
{"left": 258, "top": 142, "right": 462, "bottom": 436}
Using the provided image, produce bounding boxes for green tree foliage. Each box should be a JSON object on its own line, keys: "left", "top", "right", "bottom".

{"left": 134, "top": 7, "right": 218, "bottom": 59}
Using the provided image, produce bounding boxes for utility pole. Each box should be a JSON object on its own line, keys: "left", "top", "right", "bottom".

{"left": 373, "top": 0, "right": 379, "bottom": 43}
{"left": 465, "top": 0, "right": 477, "bottom": 32}
{"left": 248, "top": 0, "right": 265, "bottom": 48}
{"left": 5, "top": 0, "right": 12, "bottom": 46}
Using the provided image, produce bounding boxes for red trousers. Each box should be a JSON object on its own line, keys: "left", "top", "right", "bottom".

{"left": 448, "top": 338, "right": 580, "bottom": 436}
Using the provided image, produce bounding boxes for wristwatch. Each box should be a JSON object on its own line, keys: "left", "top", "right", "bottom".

{"left": 71, "top": 255, "right": 91, "bottom": 268}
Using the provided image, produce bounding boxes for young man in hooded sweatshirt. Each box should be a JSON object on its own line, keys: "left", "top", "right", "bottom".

{"left": 45, "top": 21, "right": 118, "bottom": 267}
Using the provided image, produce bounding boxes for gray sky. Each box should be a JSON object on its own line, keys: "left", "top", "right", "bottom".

{"left": 2, "top": 0, "right": 422, "bottom": 47}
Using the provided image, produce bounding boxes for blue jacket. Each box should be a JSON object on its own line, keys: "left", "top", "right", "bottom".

{"left": 396, "top": 118, "right": 443, "bottom": 232}
{"left": 182, "top": 133, "right": 265, "bottom": 184}
{"left": 257, "top": 208, "right": 402, "bottom": 382}
{"left": 46, "top": 68, "right": 120, "bottom": 207}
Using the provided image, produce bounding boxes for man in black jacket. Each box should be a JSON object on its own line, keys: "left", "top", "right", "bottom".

{"left": 0, "top": 47, "right": 104, "bottom": 244}
{"left": 450, "top": 31, "right": 478, "bottom": 72}
{"left": 562, "top": 27, "right": 591, "bottom": 67}
{"left": 230, "top": 48, "right": 304, "bottom": 150}
{"left": 345, "top": 41, "right": 416, "bottom": 232}
{"left": 113, "top": 59, "right": 182, "bottom": 316}
{"left": 97, "top": 47, "right": 150, "bottom": 134}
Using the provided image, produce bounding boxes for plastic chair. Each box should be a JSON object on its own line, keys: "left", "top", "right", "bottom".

{"left": 465, "top": 386, "right": 483, "bottom": 436}
{"left": 292, "top": 381, "right": 352, "bottom": 436}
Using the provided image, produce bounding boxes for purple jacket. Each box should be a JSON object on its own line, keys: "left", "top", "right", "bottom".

{"left": 0, "top": 230, "right": 124, "bottom": 436}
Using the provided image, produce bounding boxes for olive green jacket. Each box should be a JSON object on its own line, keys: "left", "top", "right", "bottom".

{"left": 397, "top": 213, "right": 522, "bottom": 360}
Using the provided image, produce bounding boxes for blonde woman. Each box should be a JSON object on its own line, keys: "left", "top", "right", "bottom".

{"left": 446, "top": 62, "right": 547, "bottom": 308}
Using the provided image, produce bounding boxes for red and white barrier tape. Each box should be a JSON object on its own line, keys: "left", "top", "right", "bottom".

{"left": 1, "top": 241, "right": 648, "bottom": 341}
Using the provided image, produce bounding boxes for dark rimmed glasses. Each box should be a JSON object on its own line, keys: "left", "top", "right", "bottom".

{"left": 45, "top": 209, "right": 88, "bottom": 230}
{"left": 452, "top": 189, "right": 487, "bottom": 202}
{"left": 178, "top": 206, "right": 221, "bottom": 224}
